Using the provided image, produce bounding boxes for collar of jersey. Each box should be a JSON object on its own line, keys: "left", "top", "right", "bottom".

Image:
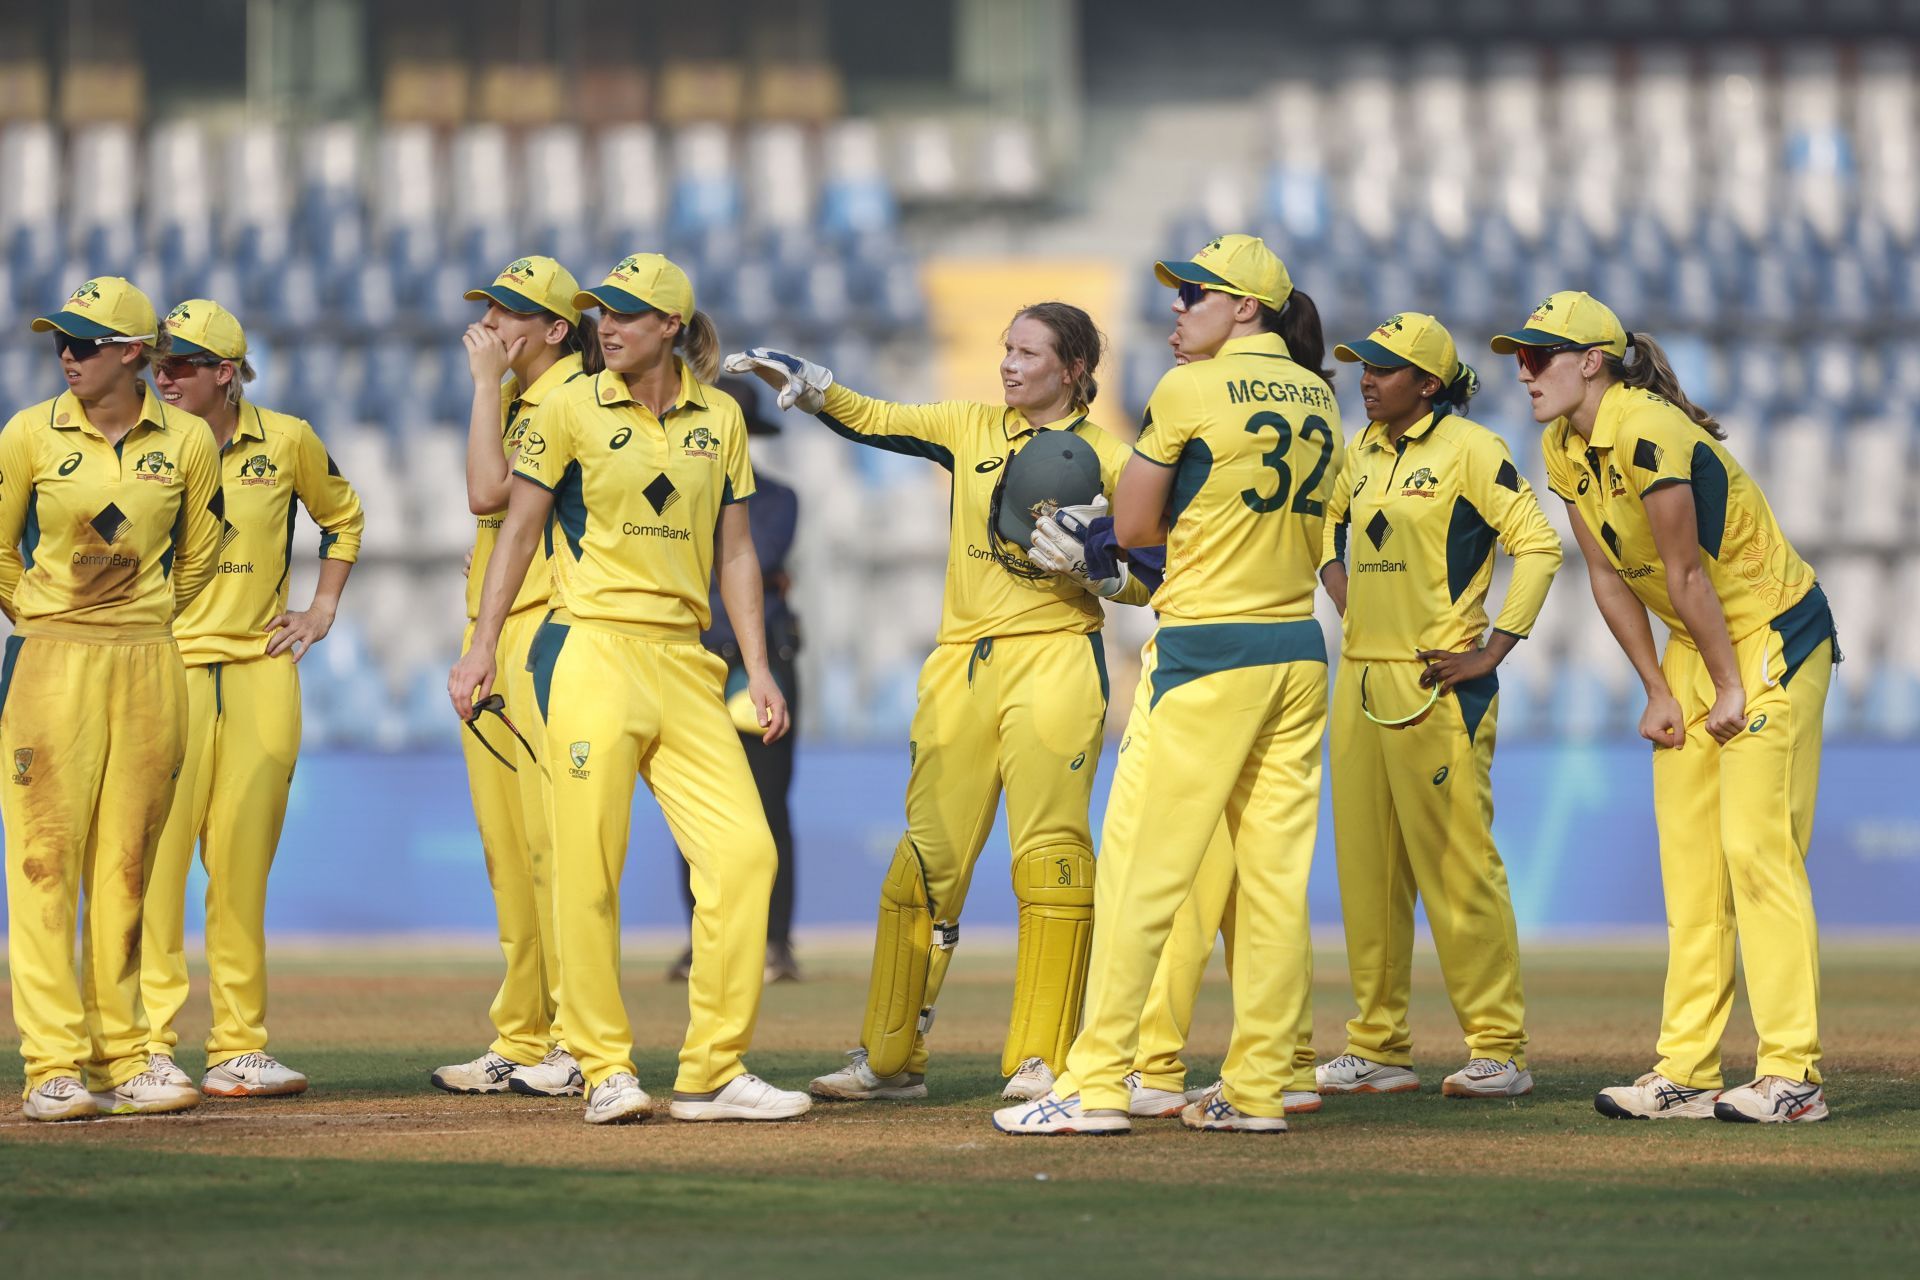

{"left": 229, "top": 404, "right": 268, "bottom": 444}
{"left": 1215, "top": 331, "right": 1292, "bottom": 361}
{"left": 590, "top": 360, "right": 708, "bottom": 415}
{"left": 51, "top": 385, "right": 174, "bottom": 437}
{"left": 1558, "top": 380, "right": 1631, "bottom": 462}
{"left": 519, "top": 351, "right": 585, "bottom": 406}
{"left": 1001, "top": 404, "right": 1088, "bottom": 441}
{"left": 1358, "top": 410, "right": 1440, "bottom": 454}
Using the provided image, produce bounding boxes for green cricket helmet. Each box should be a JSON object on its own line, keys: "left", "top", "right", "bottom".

{"left": 991, "top": 429, "right": 1103, "bottom": 551}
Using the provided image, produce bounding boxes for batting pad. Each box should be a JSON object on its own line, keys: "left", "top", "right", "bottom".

{"left": 1002, "top": 842, "right": 1095, "bottom": 1076}
{"left": 861, "top": 836, "right": 951, "bottom": 1078}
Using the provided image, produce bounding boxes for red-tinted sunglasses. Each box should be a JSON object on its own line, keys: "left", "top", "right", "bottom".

{"left": 156, "top": 355, "right": 225, "bottom": 379}
{"left": 1514, "top": 342, "right": 1597, "bottom": 376}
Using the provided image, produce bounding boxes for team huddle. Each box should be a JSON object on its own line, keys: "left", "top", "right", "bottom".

{"left": 2, "top": 231, "right": 1837, "bottom": 1131}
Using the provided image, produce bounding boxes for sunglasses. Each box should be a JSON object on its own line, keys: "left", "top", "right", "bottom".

{"left": 54, "top": 331, "right": 147, "bottom": 361}
{"left": 1514, "top": 342, "right": 1597, "bottom": 376}
{"left": 1176, "top": 281, "right": 1215, "bottom": 309}
{"left": 156, "top": 355, "right": 225, "bottom": 378}
{"left": 464, "top": 693, "right": 538, "bottom": 771}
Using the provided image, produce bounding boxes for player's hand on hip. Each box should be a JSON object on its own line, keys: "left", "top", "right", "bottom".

{"left": 464, "top": 323, "right": 524, "bottom": 388}
{"left": 448, "top": 648, "right": 498, "bottom": 722}
{"left": 265, "top": 605, "right": 336, "bottom": 663}
{"left": 748, "top": 668, "right": 791, "bottom": 745}
{"left": 1640, "top": 689, "right": 1687, "bottom": 750}
{"left": 1704, "top": 683, "right": 1747, "bottom": 745}
{"left": 722, "top": 348, "right": 834, "bottom": 413}
{"left": 1415, "top": 646, "right": 1495, "bottom": 694}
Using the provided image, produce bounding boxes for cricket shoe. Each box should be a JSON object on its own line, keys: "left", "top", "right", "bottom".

{"left": 1315, "top": 1053, "right": 1421, "bottom": 1094}
{"left": 146, "top": 1053, "right": 193, "bottom": 1089}
{"left": 583, "top": 1073, "right": 653, "bottom": 1125}
{"left": 1713, "top": 1076, "right": 1828, "bottom": 1124}
{"left": 992, "top": 1091, "right": 1130, "bottom": 1136}
{"left": 1185, "top": 1079, "right": 1325, "bottom": 1115}
{"left": 1442, "top": 1057, "right": 1533, "bottom": 1099}
{"left": 670, "top": 1073, "right": 812, "bottom": 1121}
{"left": 202, "top": 1052, "right": 309, "bottom": 1097}
{"left": 91, "top": 1068, "right": 201, "bottom": 1116}
{"left": 22, "top": 1075, "right": 101, "bottom": 1122}
{"left": 1002, "top": 1056, "right": 1055, "bottom": 1101}
{"left": 1181, "top": 1082, "right": 1288, "bottom": 1134}
{"left": 809, "top": 1049, "right": 927, "bottom": 1100}
{"left": 1593, "top": 1071, "right": 1720, "bottom": 1120}
{"left": 509, "top": 1047, "right": 586, "bottom": 1097}
{"left": 1126, "top": 1071, "right": 1189, "bottom": 1118}
{"left": 430, "top": 1050, "right": 522, "bottom": 1095}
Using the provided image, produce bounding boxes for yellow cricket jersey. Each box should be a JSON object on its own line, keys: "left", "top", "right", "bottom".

{"left": 1541, "top": 383, "right": 1814, "bottom": 642}
{"left": 468, "top": 352, "right": 584, "bottom": 621}
{"left": 1322, "top": 411, "right": 1561, "bottom": 660}
{"left": 816, "top": 385, "right": 1148, "bottom": 644}
{"left": 1134, "top": 332, "right": 1344, "bottom": 624}
{"left": 171, "top": 403, "right": 365, "bottom": 666}
{"left": 0, "top": 385, "right": 224, "bottom": 642}
{"left": 513, "top": 360, "right": 751, "bottom": 638}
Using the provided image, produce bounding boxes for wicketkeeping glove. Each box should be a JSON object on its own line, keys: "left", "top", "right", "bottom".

{"left": 722, "top": 347, "right": 835, "bottom": 413}
{"left": 1030, "top": 495, "right": 1129, "bottom": 599}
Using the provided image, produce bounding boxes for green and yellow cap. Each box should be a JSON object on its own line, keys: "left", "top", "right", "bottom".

{"left": 1335, "top": 312, "right": 1461, "bottom": 384}
{"left": 576, "top": 253, "right": 694, "bottom": 320}
{"left": 464, "top": 256, "right": 583, "bottom": 325}
{"left": 31, "top": 276, "right": 158, "bottom": 341}
{"left": 1490, "top": 290, "right": 1628, "bottom": 358}
{"left": 1154, "top": 233, "right": 1293, "bottom": 310}
{"left": 161, "top": 299, "right": 248, "bottom": 359}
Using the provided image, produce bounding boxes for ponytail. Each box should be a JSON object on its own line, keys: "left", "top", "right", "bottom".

{"left": 1606, "top": 332, "right": 1723, "bottom": 440}
{"left": 568, "top": 311, "right": 604, "bottom": 375}
{"left": 1432, "top": 361, "right": 1478, "bottom": 417}
{"left": 1262, "top": 290, "right": 1332, "bottom": 386}
{"left": 679, "top": 309, "right": 720, "bottom": 383}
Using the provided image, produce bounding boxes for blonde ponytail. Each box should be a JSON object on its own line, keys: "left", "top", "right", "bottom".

{"left": 1607, "top": 333, "right": 1724, "bottom": 440}
{"left": 679, "top": 309, "right": 720, "bottom": 383}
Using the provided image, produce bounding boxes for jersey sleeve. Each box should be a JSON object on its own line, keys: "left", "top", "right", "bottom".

{"left": 1320, "top": 442, "right": 1356, "bottom": 571}
{"left": 512, "top": 395, "right": 574, "bottom": 491}
{"left": 1132, "top": 369, "right": 1201, "bottom": 468}
{"left": 170, "top": 424, "right": 226, "bottom": 616}
{"left": 0, "top": 415, "right": 32, "bottom": 617}
{"left": 722, "top": 403, "right": 756, "bottom": 504}
{"left": 1539, "top": 425, "right": 1578, "bottom": 502}
{"left": 816, "top": 385, "right": 972, "bottom": 468}
{"left": 1465, "top": 434, "right": 1562, "bottom": 639}
{"left": 1620, "top": 401, "right": 1699, "bottom": 496}
{"left": 293, "top": 421, "right": 365, "bottom": 563}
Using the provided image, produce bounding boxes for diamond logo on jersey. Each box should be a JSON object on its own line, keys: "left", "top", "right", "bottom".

{"left": 1401, "top": 467, "right": 1439, "bottom": 498}
{"left": 90, "top": 502, "right": 130, "bottom": 544}
{"left": 218, "top": 518, "right": 241, "bottom": 551}
{"left": 12, "top": 748, "right": 33, "bottom": 785}
{"left": 134, "top": 451, "right": 176, "bottom": 483}
{"left": 568, "top": 741, "right": 591, "bottom": 779}
{"left": 682, "top": 426, "right": 719, "bottom": 460}
{"left": 643, "top": 473, "right": 680, "bottom": 515}
{"left": 1365, "top": 509, "right": 1393, "bottom": 551}
{"left": 240, "top": 453, "right": 280, "bottom": 487}
{"left": 1600, "top": 522, "right": 1623, "bottom": 562}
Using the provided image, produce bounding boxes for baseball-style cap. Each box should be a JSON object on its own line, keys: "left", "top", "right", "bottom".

{"left": 1335, "top": 312, "right": 1461, "bottom": 384}
{"left": 576, "top": 253, "right": 695, "bottom": 319}
{"left": 464, "top": 256, "right": 583, "bottom": 325}
{"left": 31, "top": 276, "right": 158, "bottom": 341}
{"left": 1154, "top": 233, "right": 1293, "bottom": 310}
{"left": 162, "top": 299, "right": 248, "bottom": 359}
{"left": 1490, "top": 290, "right": 1629, "bottom": 358}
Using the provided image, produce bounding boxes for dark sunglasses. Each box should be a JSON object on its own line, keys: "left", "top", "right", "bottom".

{"left": 464, "top": 693, "right": 537, "bottom": 771}
{"left": 1176, "top": 281, "right": 1214, "bottom": 309}
{"left": 53, "top": 331, "right": 138, "bottom": 361}
{"left": 1514, "top": 342, "right": 1597, "bottom": 376}
{"left": 156, "top": 355, "right": 225, "bottom": 378}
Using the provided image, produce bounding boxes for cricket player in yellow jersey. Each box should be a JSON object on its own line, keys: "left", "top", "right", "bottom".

{"left": 0, "top": 276, "right": 224, "bottom": 1121}
{"left": 999, "top": 234, "right": 1342, "bottom": 1135}
{"left": 728, "top": 303, "right": 1153, "bottom": 1104}
{"left": 1315, "top": 311, "right": 1560, "bottom": 1100}
{"left": 137, "top": 300, "right": 364, "bottom": 1099}
{"left": 450, "top": 253, "right": 808, "bottom": 1126}
{"left": 435, "top": 256, "right": 598, "bottom": 1099}
{"left": 1497, "top": 291, "right": 1837, "bottom": 1124}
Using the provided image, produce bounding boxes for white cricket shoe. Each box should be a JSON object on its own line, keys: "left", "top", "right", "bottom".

{"left": 1182, "top": 1078, "right": 1322, "bottom": 1114}
{"left": 23, "top": 1075, "right": 101, "bottom": 1122}
{"left": 1001, "top": 1056, "right": 1055, "bottom": 1101}
{"left": 670, "top": 1072, "right": 812, "bottom": 1121}
{"left": 808, "top": 1048, "right": 927, "bottom": 1100}
{"left": 584, "top": 1072, "right": 653, "bottom": 1125}
{"left": 509, "top": 1047, "right": 586, "bottom": 1097}
{"left": 992, "top": 1090, "right": 1130, "bottom": 1136}
{"left": 1442, "top": 1057, "right": 1534, "bottom": 1099}
{"left": 1126, "top": 1071, "right": 1189, "bottom": 1118}
{"left": 1181, "top": 1081, "right": 1288, "bottom": 1134}
{"left": 91, "top": 1068, "right": 201, "bottom": 1116}
{"left": 430, "top": 1050, "right": 522, "bottom": 1095}
{"left": 1713, "top": 1075, "right": 1828, "bottom": 1124}
{"left": 202, "top": 1052, "right": 309, "bottom": 1097}
{"left": 1593, "top": 1070, "right": 1720, "bottom": 1120}
{"left": 146, "top": 1053, "right": 192, "bottom": 1088}
{"left": 1315, "top": 1053, "right": 1421, "bottom": 1095}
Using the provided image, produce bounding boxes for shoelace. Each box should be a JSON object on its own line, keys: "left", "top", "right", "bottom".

{"left": 43, "top": 1077, "right": 86, "bottom": 1097}
{"left": 1013, "top": 1057, "right": 1048, "bottom": 1077}
{"left": 1327, "top": 1053, "right": 1372, "bottom": 1070}
{"left": 228, "top": 1052, "right": 275, "bottom": 1070}
{"left": 1463, "top": 1057, "right": 1506, "bottom": 1076}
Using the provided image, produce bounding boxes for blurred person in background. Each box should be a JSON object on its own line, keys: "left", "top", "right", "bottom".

{"left": 434, "top": 256, "right": 599, "bottom": 1100}
{"left": 139, "top": 299, "right": 364, "bottom": 1099}
{"left": 1495, "top": 291, "right": 1837, "bottom": 1125}
{"left": 668, "top": 376, "right": 803, "bottom": 985}
{"left": 0, "top": 276, "right": 223, "bottom": 1120}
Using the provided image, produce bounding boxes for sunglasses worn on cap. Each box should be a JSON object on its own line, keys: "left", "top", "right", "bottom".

{"left": 1514, "top": 342, "right": 1598, "bottom": 376}
{"left": 156, "top": 355, "right": 225, "bottom": 378}
{"left": 464, "top": 693, "right": 537, "bottom": 772}
{"left": 54, "top": 331, "right": 147, "bottom": 361}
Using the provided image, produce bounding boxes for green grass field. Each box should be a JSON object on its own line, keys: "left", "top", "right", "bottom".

{"left": 3, "top": 938, "right": 1916, "bottom": 1277}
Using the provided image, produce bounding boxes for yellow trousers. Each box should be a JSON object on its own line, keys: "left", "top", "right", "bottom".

{"left": 875, "top": 631, "right": 1108, "bottom": 1076}
{"left": 532, "top": 618, "right": 775, "bottom": 1092}
{"left": 2, "top": 634, "right": 185, "bottom": 1092}
{"left": 141, "top": 656, "right": 300, "bottom": 1066}
{"left": 1133, "top": 819, "right": 1317, "bottom": 1093}
{"left": 1329, "top": 657, "right": 1526, "bottom": 1067}
{"left": 1059, "top": 621, "right": 1325, "bottom": 1118}
{"left": 460, "top": 608, "right": 562, "bottom": 1065}
{"left": 1652, "top": 590, "right": 1834, "bottom": 1087}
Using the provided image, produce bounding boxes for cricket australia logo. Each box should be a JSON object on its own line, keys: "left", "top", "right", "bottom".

{"left": 1376, "top": 314, "right": 1407, "bottom": 337}
{"left": 682, "top": 425, "right": 719, "bottom": 459}
{"left": 1401, "top": 466, "right": 1439, "bottom": 498}
{"left": 504, "top": 258, "right": 536, "bottom": 283}
{"left": 70, "top": 280, "right": 104, "bottom": 307}
{"left": 165, "top": 302, "right": 192, "bottom": 326}
{"left": 568, "top": 741, "right": 591, "bottom": 779}
{"left": 12, "top": 748, "right": 33, "bottom": 785}
{"left": 611, "top": 254, "right": 644, "bottom": 279}
{"left": 134, "top": 451, "right": 177, "bottom": 483}
{"left": 239, "top": 453, "right": 280, "bottom": 486}
{"left": 1607, "top": 464, "right": 1626, "bottom": 498}
{"left": 1530, "top": 296, "right": 1556, "bottom": 323}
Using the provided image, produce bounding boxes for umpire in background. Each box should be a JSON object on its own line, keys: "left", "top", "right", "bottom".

{"left": 670, "top": 377, "right": 804, "bottom": 983}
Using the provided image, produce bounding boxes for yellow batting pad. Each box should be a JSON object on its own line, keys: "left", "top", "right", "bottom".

{"left": 1002, "top": 842, "right": 1095, "bottom": 1076}
{"left": 861, "top": 837, "right": 948, "bottom": 1078}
